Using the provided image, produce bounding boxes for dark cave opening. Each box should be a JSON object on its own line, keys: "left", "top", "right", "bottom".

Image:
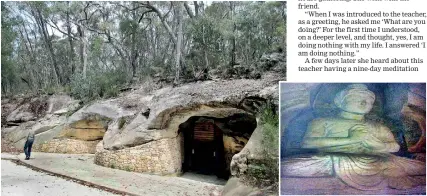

{"left": 179, "top": 112, "right": 257, "bottom": 180}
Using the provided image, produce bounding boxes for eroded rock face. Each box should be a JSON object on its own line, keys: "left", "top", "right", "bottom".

{"left": 230, "top": 123, "right": 264, "bottom": 177}
{"left": 224, "top": 123, "right": 278, "bottom": 196}
{"left": 94, "top": 74, "right": 280, "bottom": 174}
{"left": 5, "top": 114, "right": 66, "bottom": 146}
{"left": 31, "top": 112, "right": 109, "bottom": 153}
{"left": 58, "top": 120, "right": 106, "bottom": 141}
{"left": 102, "top": 107, "right": 256, "bottom": 151}
{"left": 2, "top": 74, "right": 281, "bottom": 174}
{"left": 1, "top": 95, "right": 80, "bottom": 152}
{"left": 223, "top": 135, "right": 249, "bottom": 173}
{"left": 223, "top": 136, "right": 248, "bottom": 155}
{"left": 97, "top": 107, "right": 259, "bottom": 174}
{"left": 2, "top": 95, "right": 79, "bottom": 124}
{"left": 6, "top": 98, "right": 48, "bottom": 123}
{"left": 102, "top": 73, "right": 280, "bottom": 150}
{"left": 47, "top": 95, "right": 80, "bottom": 115}
{"left": 67, "top": 100, "right": 137, "bottom": 125}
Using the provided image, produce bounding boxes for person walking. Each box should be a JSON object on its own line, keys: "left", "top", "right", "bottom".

{"left": 24, "top": 130, "right": 35, "bottom": 160}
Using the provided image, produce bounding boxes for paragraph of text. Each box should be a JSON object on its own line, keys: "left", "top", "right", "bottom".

{"left": 296, "top": 0, "right": 426, "bottom": 73}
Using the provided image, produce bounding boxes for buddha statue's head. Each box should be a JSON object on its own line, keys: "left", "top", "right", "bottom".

{"left": 334, "top": 84, "right": 376, "bottom": 115}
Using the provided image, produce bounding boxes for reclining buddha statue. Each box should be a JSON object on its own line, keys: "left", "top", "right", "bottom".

{"left": 282, "top": 84, "right": 426, "bottom": 190}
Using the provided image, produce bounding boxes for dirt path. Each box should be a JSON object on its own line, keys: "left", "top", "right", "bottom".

{"left": 7, "top": 153, "right": 223, "bottom": 196}
{"left": 1, "top": 160, "right": 118, "bottom": 196}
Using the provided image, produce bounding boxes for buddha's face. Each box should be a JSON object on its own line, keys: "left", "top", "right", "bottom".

{"left": 341, "top": 93, "right": 375, "bottom": 114}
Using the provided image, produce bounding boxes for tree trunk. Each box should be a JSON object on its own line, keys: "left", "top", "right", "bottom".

{"left": 82, "top": 37, "right": 88, "bottom": 78}
{"left": 131, "top": 33, "right": 138, "bottom": 80}
{"left": 148, "top": 2, "right": 177, "bottom": 44}
{"left": 77, "top": 25, "right": 88, "bottom": 78}
{"left": 33, "top": 7, "right": 63, "bottom": 85}
{"left": 202, "top": 25, "right": 209, "bottom": 70}
{"left": 1, "top": 82, "right": 7, "bottom": 95}
{"left": 229, "top": 2, "right": 236, "bottom": 67}
{"left": 18, "top": 28, "right": 35, "bottom": 90}
{"left": 22, "top": 24, "right": 34, "bottom": 53}
{"left": 174, "top": 2, "right": 183, "bottom": 84}
{"left": 28, "top": 23, "right": 43, "bottom": 88}
{"left": 150, "top": 23, "right": 157, "bottom": 62}
{"left": 194, "top": 1, "right": 199, "bottom": 17}
{"left": 184, "top": 2, "right": 194, "bottom": 19}
{"left": 66, "top": 1, "right": 76, "bottom": 76}
{"left": 198, "top": 2, "right": 208, "bottom": 71}
{"left": 130, "top": 6, "right": 139, "bottom": 81}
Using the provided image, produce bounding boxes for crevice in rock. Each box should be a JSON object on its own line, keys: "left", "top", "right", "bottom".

{"left": 238, "top": 96, "right": 268, "bottom": 114}
{"left": 118, "top": 139, "right": 154, "bottom": 150}
{"left": 148, "top": 102, "right": 238, "bottom": 130}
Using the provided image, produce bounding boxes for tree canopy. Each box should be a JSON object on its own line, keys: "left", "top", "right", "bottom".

{"left": 1, "top": 1, "right": 286, "bottom": 100}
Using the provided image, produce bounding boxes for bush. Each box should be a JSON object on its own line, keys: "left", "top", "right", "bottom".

{"left": 259, "top": 103, "right": 279, "bottom": 156}
{"left": 70, "top": 69, "right": 127, "bottom": 103}
{"left": 41, "top": 85, "right": 70, "bottom": 95}
{"left": 247, "top": 160, "right": 278, "bottom": 188}
{"left": 124, "top": 166, "right": 132, "bottom": 172}
{"left": 247, "top": 102, "right": 279, "bottom": 189}
{"left": 118, "top": 117, "right": 126, "bottom": 129}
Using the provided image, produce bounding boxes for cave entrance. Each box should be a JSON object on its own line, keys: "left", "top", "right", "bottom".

{"left": 179, "top": 112, "right": 257, "bottom": 181}
{"left": 183, "top": 118, "right": 227, "bottom": 178}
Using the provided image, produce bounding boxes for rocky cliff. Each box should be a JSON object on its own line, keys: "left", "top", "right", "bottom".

{"left": 1, "top": 72, "right": 282, "bottom": 195}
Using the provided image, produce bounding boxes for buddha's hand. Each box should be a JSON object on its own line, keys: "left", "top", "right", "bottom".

{"left": 348, "top": 124, "right": 369, "bottom": 140}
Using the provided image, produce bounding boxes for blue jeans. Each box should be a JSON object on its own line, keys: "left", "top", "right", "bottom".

{"left": 24, "top": 139, "right": 34, "bottom": 158}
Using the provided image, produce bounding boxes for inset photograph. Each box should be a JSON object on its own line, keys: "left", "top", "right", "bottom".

{"left": 2, "top": 1, "right": 285, "bottom": 196}
{"left": 280, "top": 83, "right": 426, "bottom": 195}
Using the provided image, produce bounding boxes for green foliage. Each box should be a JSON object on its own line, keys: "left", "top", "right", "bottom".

{"left": 91, "top": 36, "right": 104, "bottom": 56}
{"left": 259, "top": 102, "right": 279, "bottom": 126}
{"left": 185, "top": 1, "right": 286, "bottom": 80}
{"left": 124, "top": 166, "right": 131, "bottom": 172}
{"left": 119, "top": 19, "right": 138, "bottom": 35}
{"left": 3, "top": 1, "right": 286, "bottom": 96}
{"left": 247, "top": 160, "right": 278, "bottom": 189}
{"left": 69, "top": 69, "right": 127, "bottom": 103}
{"left": 236, "top": 2, "right": 286, "bottom": 63}
{"left": 1, "top": 3, "right": 19, "bottom": 94}
{"left": 247, "top": 102, "right": 279, "bottom": 189}
{"left": 118, "top": 117, "right": 126, "bottom": 129}
{"left": 259, "top": 101, "right": 279, "bottom": 156}
{"left": 261, "top": 122, "right": 279, "bottom": 156}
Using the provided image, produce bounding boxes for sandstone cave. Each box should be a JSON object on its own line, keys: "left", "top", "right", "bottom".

{"left": 178, "top": 113, "right": 257, "bottom": 179}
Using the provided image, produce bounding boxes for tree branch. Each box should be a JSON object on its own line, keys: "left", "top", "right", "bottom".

{"left": 138, "top": 10, "right": 154, "bottom": 24}
{"left": 140, "top": 1, "right": 177, "bottom": 44}
{"left": 46, "top": 18, "right": 77, "bottom": 40}
{"left": 112, "top": 2, "right": 147, "bottom": 12}
{"left": 184, "top": 2, "right": 194, "bottom": 18}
